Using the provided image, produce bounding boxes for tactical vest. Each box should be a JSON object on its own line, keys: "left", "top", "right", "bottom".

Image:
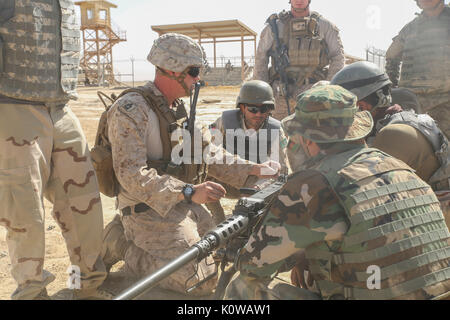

{"left": 221, "top": 109, "right": 280, "bottom": 164}
{"left": 120, "top": 85, "right": 208, "bottom": 185}
{"left": 269, "top": 11, "right": 329, "bottom": 85}
{"left": 0, "top": 0, "right": 79, "bottom": 103}
{"left": 399, "top": 7, "right": 450, "bottom": 95}
{"left": 305, "top": 146, "right": 450, "bottom": 300}
{"left": 91, "top": 84, "right": 207, "bottom": 197}
{"left": 377, "top": 111, "right": 450, "bottom": 191}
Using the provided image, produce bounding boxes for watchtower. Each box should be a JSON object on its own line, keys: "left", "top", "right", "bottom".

{"left": 75, "top": 0, "right": 126, "bottom": 85}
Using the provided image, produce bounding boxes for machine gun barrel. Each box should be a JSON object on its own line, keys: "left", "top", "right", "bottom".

{"left": 114, "top": 175, "right": 287, "bottom": 300}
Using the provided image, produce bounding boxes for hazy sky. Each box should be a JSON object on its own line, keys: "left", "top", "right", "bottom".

{"left": 77, "top": 0, "right": 445, "bottom": 81}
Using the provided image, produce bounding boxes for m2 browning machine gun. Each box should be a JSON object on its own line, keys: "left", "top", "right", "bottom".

{"left": 114, "top": 174, "right": 288, "bottom": 300}
{"left": 267, "top": 14, "right": 292, "bottom": 116}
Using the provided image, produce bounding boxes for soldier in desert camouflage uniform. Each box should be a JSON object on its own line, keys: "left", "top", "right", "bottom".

{"left": 102, "top": 33, "right": 280, "bottom": 296}
{"left": 385, "top": 0, "right": 450, "bottom": 138}
{"left": 224, "top": 85, "right": 450, "bottom": 300}
{"left": 0, "top": 0, "right": 107, "bottom": 300}
{"left": 254, "top": 0, "right": 345, "bottom": 121}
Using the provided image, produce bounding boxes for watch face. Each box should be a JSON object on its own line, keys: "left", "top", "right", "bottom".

{"left": 184, "top": 186, "right": 193, "bottom": 196}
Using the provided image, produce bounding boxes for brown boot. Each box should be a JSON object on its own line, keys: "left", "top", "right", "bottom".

{"left": 71, "top": 288, "right": 114, "bottom": 300}
{"left": 33, "top": 288, "right": 51, "bottom": 300}
{"left": 101, "top": 214, "right": 130, "bottom": 272}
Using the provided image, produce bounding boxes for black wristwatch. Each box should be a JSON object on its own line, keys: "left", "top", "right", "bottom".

{"left": 182, "top": 184, "right": 195, "bottom": 204}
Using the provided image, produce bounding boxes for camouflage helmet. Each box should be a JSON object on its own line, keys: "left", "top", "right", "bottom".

{"left": 147, "top": 33, "right": 204, "bottom": 72}
{"left": 281, "top": 85, "right": 373, "bottom": 143}
{"left": 236, "top": 80, "right": 275, "bottom": 108}
{"left": 330, "top": 61, "right": 392, "bottom": 101}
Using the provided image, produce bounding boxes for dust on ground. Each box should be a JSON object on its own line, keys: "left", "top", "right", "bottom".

{"left": 0, "top": 83, "right": 291, "bottom": 300}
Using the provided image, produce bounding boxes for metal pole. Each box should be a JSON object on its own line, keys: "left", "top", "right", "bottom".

{"left": 241, "top": 35, "right": 245, "bottom": 81}
{"left": 114, "top": 247, "right": 200, "bottom": 300}
{"left": 131, "top": 56, "right": 135, "bottom": 87}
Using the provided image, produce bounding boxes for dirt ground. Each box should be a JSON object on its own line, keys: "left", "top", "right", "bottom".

{"left": 0, "top": 83, "right": 292, "bottom": 300}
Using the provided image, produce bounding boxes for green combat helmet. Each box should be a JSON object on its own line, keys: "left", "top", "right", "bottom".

{"left": 330, "top": 61, "right": 392, "bottom": 111}
{"left": 282, "top": 85, "right": 374, "bottom": 143}
{"left": 236, "top": 80, "right": 275, "bottom": 108}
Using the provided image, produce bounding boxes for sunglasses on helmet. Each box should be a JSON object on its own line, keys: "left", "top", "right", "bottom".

{"left": 187, "top": 67, "right": 200, "bottom": 78}
{"left": 245, "top": 104, "right": 273, "bottom": 114}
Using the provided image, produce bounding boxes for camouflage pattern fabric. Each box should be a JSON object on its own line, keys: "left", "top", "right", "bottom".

{"left": 0, "top": 103, "right": 106, "bottom": 300}
{"left": 426, "top": 101, "right": 450, "bottom": 139}
{"left": 281, "top": 85, "right": 373, "bottom": 143}
{"left": 147, "top": 33, "right": 205, "bottom": 72}
{"left": 106, "top": 81, "right": 268, "bottom": 295}
{"left": 122, "top": 202, "right": 217, "bottom": 296}
{"left": 0, "top": 0, "right": 80, "bottom": 102}
{"left": 107, "top": 82, "right": 256, "bottom": 216}
{"left": 385, "top": 6, "right": 450, "bottom": 138}
{"left": 225, "top": 145, "right": 450, "bottom": 300}
{"left": 225, "top": 86, "right": 450, "bottom": 300}
{"left": 254, "top": 11, "right": 345, "bottom": 121}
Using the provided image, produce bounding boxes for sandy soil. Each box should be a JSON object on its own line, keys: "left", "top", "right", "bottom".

{"left": 0, "top": 84, "right": 292, "bottom": 300}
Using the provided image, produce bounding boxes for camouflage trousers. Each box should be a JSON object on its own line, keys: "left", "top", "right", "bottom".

{"left": 122, "top": 202, "right": 217, "bottom": 296}
{"left": 272, "top": 96, "right": 297, "bottom": 122}
{"left": 0, "top": 102, "right": 106, "bottom": 300}
{"left": 224, "top": 274, "right": 320, "bottom": 300}
{"left": 417, "top": 93, "right": 450, "bottom": 139}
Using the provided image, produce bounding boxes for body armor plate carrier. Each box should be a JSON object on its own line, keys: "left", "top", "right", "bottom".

{"left": 221, "top": 109, "right": 280, "bottom": 164}
{"left": 304, "top": 146, "right": 450, "bottom": 300}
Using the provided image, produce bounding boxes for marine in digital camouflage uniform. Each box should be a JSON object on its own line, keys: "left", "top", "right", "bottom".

{"left": 0, "top": 0, "right": 107, "bottom": 300}
{"left": 102, "top": 33, "right": 280, "bottom": 296}
{"left": 385, "top": 0, "right": 450, "bottom": 138}
{"left": 224, "top": 85, "right": 450, "bottom": 300}
{"left": 254, "top": 0, "right": 345, "bottom": 121}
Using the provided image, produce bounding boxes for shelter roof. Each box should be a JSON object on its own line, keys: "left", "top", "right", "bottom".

{"left": 75, "top": 1, "right": 118, "bottom": 8}
{"left": 151, "top": 20, "right": 257, "bottom": 39}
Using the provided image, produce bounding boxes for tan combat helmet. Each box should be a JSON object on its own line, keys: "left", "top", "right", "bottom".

{"left": 147, "top": 33, "right": 205, "bottom": 94}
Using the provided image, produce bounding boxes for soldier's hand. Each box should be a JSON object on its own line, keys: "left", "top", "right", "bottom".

{"left": 191, "top": 181, "right": 226, "bottom": 204}
{"left": 249, "top": 160, "right": 281, "bottom": 179}
{"left": 386, "top": 104, "right": 403, "bottom": 115}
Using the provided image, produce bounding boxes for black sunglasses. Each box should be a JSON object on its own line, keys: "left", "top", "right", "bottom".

{"left": 246, "top": 104, "right": 272, "bottom": 114}
{"left": 187, "top": 67, "right": 200, "bottom": 78}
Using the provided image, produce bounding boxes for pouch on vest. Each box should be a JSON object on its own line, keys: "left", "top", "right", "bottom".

{"left": 90, "top": 91, "right": 120, "bottom": 197}
{"left": 0, "top": 0, "right": 15, "bottom": 24}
